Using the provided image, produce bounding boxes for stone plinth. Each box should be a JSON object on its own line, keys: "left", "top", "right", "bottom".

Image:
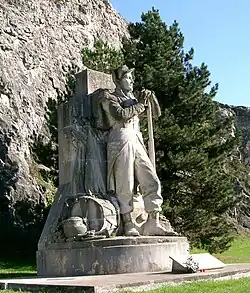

{"left": 37, "top": 236, "right": 189, "bottom": 277}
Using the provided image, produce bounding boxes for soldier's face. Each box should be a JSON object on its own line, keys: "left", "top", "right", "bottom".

{"left": 120, "top": 72, "right": 134, "bottom": 92}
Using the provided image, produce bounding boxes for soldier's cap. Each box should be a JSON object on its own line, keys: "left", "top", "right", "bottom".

{"left": 112, "top": 65, "right": 135, "bottom": 83}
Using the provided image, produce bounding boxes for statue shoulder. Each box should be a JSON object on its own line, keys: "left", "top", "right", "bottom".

{"left": 90, "top": 88, "right": 116, "bottom": 130}
{"left": 102, "top": 89, "right": 119, "bottom": 101}
{"left": 91, "top": 88, "right": 118, "bottom": 103}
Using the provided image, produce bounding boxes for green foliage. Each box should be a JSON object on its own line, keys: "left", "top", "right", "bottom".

{"left": 0, "top": 259, "right": 36, "bottom": 279}
{"left": 122, "top": 8, "right": 240, "bottom": 253}
{"left": 82, "top": 40, "right": 124, "bottom": 73}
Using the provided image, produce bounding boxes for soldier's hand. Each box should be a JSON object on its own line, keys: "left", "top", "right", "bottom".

{"left": 138, "top": 89, "right": 153, "bottom": 105}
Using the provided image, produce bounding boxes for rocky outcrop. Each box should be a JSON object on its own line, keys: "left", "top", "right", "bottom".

{"left": 221, "top": 104, "right": 250, "bottom": 164}
{"left": 231, "top": 105, "right": 250, "bottom": 228}
{"left": 220, "top": 104, "right": 250, "bottom": 229}
{"left": 232, "top": 106, "right": 250, "bottom": 164}
{"left": 0, "top": 0, "right": 128, "bottom": 253}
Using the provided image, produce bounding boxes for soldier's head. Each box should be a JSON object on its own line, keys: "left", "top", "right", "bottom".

{"left": 112, "top": 66, "right": 135, "bottom": 92}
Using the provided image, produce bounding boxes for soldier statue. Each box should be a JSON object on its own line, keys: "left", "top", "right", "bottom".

{"left": 100, "top": 66, "right": 172, "bottom": 236}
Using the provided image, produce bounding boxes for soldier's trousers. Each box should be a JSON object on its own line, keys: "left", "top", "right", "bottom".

{"left": 108, "top": 130, "right": 163, "bottom": 215}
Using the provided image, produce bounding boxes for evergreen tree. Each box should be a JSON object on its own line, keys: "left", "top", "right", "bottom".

{"left": 82, "top": 40, "right": 124, "bottom": 74}
{"left": 122, "top": 8, "right": 239, "bottom": 253}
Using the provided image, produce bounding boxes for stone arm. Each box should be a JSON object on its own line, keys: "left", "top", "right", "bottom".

{"left": 108, "top": 98, "right": 145, "bottom": 121}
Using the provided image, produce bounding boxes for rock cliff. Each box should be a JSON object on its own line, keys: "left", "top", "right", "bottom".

{"left": 220, "top": 104, "right": 250, "bottom": 229}
{"left": 0, "top": 0, "right": 128, "bottom": 253}
{"left": 222, "top": 104, "right": 250, "bottom": 164}
{"left": 233, "top": 106, "right": 250, "bottom": 164}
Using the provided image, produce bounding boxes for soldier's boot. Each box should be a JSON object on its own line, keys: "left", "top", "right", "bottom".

{"left": 143, "top": 211, "right": 178, "bottom": 236}
{"left": 122, "top": 213, "right": 140, "bottom": 237}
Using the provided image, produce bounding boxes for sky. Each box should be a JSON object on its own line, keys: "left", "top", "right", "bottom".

{"left": 110, "top": 0, "right": 250, "bottom": 107}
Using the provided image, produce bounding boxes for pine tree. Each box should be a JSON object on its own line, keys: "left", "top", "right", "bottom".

{"left": 82, "top": 40, "right": 124, "bottom": 74}
{"left": 122, "top": 8, "right": 239, "bottom": 253}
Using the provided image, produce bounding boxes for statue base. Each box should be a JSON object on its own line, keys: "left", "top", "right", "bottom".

{"left": 37, "top": 236, "right": 189, "bottom": 277}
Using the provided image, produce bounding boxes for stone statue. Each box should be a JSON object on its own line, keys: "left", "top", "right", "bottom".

{"left": 37, "top": 68, "right": 185, "bottom": 277}
{"left": 42, "top": 67, "right": 175, "bottom": 243}
{"left": 99, "top": 66, "right": 174, "bottom": 236}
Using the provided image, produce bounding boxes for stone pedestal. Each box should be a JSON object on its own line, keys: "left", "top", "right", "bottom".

{"left": 37, "top": 236, "right": 189, "bottom": 277}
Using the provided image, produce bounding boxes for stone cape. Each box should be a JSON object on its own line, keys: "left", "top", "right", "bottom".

{"left": 59, "top": 86, "right": 124, "bottom": 238}
{"left": 38, "top": 69, "right": 119, "bottom": 249}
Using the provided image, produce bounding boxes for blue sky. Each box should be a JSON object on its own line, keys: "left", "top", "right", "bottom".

{"left": 110, "top": 0, "right": 250, "bottom": 107}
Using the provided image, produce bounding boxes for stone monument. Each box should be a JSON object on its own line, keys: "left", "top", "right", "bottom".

{"left": 37, "top": 67, "right": 189, "bottom": 277}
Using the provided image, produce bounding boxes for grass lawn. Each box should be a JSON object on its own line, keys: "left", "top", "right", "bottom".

{"left": 122, "top": 278, "right": 250, "bottom": 293}
{"left": 1, "top": 278, "right": 250, "bottom": 293}
{"left": 0, "top": 259, "right": 36, "bottom": 279}
{"left": 191, "top": 235, "right": 250, "bottom": 264}
{"left": 0, "top": 291, "right": 32, "bottom": 293}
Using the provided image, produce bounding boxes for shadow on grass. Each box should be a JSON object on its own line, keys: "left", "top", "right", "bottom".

{"left": 0, "top": 256, "right": 37, "bottom": 280}
{"left": 0, "top": 272, "right": 37, "bottom": 279}
{"left": 0, "top": 255, "right": 36, "bottom": 267}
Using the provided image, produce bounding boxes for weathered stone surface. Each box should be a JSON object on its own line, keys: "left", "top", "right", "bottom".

{"left": 232, "top": 106, "right": 250, "bottom": 164}
{"left": 220, "top": 104, "right": 250, "bottom": 164}
{"left": 219, "top": 104, "right": 250, "bottom": 228}
{"left": 38, "top": 69, "right": 116, "bottom": 250}
{"left": 0, "top": 0, "right": 127, "bottom": 240}
{"left": 37, "top": 236, "right": 189, "bottom": 276}
{"left": 58, "top": 69, "right": 115, "bottom": 187}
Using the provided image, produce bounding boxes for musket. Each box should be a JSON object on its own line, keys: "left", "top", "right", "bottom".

{"left": 147, "top": 99, "right": 156, "bottom": 169}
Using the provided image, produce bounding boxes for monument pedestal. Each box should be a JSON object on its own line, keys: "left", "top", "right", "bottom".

{"left": 37, "top": 236, "right": 189, "bottom": 277}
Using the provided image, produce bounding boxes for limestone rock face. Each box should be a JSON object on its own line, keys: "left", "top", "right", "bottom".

{"left": 231, "top": 105, "right": 250, "bottom": 228}
{"left": 233, "top": 106, "right": 250, "bottom": 164}
{"left": 221, "top": 104, "right": 250, "bottom": 164}
{"left": 221, "top": 104, "right": 250, "bottom": 228}
{"left": 0, "top": 0, "right": 127, "bottom": 242}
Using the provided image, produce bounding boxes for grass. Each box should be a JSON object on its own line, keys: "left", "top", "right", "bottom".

{"left": 0, "top": 291, "right": 32, "bottom": 293}
{"left": 122, "top": 278, "right": 250, "bottom": 293}
{"left": 191, "top": 235, "right": 250, "bottom": 264}
{"left": 1, "top": 279, "right": 250, "bottom": 293}
{"left": 0, "top": 258, "right": 36, "bottom": 279}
